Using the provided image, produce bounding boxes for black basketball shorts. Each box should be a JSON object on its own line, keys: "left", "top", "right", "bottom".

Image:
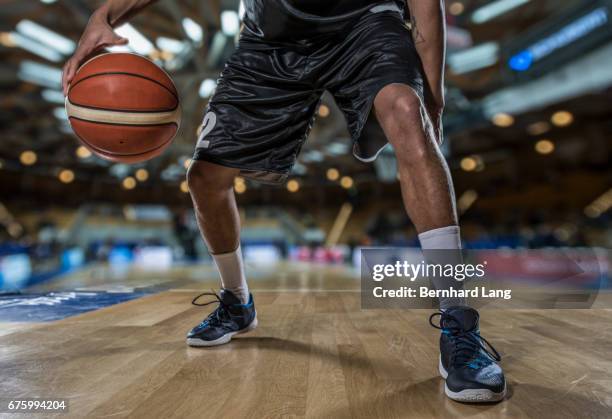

{"left": 192, "top": 10, "right": 425, "bottom": 183}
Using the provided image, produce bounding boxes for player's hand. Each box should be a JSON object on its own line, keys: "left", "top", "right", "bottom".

{"left": 62, "top": 10, "right": 128, "bottom": 95}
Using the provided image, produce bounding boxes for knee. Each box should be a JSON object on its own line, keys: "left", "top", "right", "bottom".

{"left": 186, "top": 161, "right": 233, "bottom": 196}
{"left": 186, "top": 163, "right": 207, "bottom": 195}
{"left": 388, "top": 92, "right": 423, "bottom": 122}
{"left": 384, "top": 94, "right": 436, "bottom": 165}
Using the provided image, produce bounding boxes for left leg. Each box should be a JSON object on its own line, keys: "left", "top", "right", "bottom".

{"left": 374, "top": 83, "right": 465, "bottom": 308}
{"left": 320, "top": 8, "right": 505, "bottom": 402}
{"left": 374, "top": 84, "right": 506, "bottom": 403}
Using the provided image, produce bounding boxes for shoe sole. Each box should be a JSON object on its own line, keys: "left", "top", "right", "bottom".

{"left": 439, "top": 356, "right": 506, "bottom": 403}
{"left": 186, "top": 316, "right": 258, "bottom": 347}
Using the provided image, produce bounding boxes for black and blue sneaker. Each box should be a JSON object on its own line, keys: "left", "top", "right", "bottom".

{"left": 186, "top": 289, "right": 257, "bottom": 347}
{"left": 430, "top": 306, "right": 506, "bottom": 402}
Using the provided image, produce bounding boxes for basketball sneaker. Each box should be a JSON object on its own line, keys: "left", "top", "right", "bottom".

{"left": 186, "top": 289, "right": 257, "bottom": 347}
{"left": 430, "top": 306, "right": 506, "bottom": 402}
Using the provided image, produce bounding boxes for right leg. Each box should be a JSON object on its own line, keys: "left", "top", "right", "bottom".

{"left": 187, "top": 159, "right": 250, "bottom": 303}
{"left": 185, "top": 161, "right": 257, "bottom": 347}
{"left": 186, "top": 160, "right": 240, "bottom": 255}
{"left": 185, "top": 39, "right": 317, "bottom": 346}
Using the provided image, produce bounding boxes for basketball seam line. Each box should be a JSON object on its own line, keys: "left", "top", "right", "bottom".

{"left": 71, "top": 122, "right": 176, "bottom": 157}
{"left": 69, "top": 72, "right": 179, "bottom": 103}
{"left": 67, "top": 101, "right": 179, "bottom": 114}
{"left": 68, "top": 115, "right": 178, "bottom": 128}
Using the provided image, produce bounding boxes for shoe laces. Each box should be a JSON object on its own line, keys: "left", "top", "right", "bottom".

{"left": 192, "top": 291, "right": 230, "bottom": 327}
{"left": 429, "top": 311, "right": 501, "bottom": 368}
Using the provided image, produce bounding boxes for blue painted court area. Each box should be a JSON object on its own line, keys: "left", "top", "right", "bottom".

{"left": 0, "top": 291, "right": 149, "bottom": 322}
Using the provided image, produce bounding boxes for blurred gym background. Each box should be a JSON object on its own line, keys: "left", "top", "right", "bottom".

{"left": 0, "top": 0, "right": 611, "bottom": 304}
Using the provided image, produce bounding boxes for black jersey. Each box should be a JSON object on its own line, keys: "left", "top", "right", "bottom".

{"left": 242, "top": 0, "right": 406, "bottom": 42}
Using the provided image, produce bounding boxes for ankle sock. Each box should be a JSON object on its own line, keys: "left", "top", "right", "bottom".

{"left": 212, "top": 245, "right": 249, "bottom": 304}
{"left": 418, "top": 226, "right": 466, "bottom": 309}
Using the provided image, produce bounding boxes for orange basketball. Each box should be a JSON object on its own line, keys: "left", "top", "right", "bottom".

{"left": 66, "top": 53, "right": 181, "bottom": 163}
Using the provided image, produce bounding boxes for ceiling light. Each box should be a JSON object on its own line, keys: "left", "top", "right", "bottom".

{"left": 449, "top": 2, "right": 465, "bottom": 16}
{"left": 156, "top": 37, "right": 188, "bottom": 54}
{"left": 340, "top": 176, "right": 354, "bottom": 189}
{"left": 53, "top": 107, "right": 68, "bottom": 120}
{"left": 472, "top": 0, "right": 530, "bottom": 24}
{"left": 491, "top": 112, "right": 514, "bottom": 127}
{"left": 135, "top": 168, "right": 149, "bottom": 182}
{"left": 326, "top": 142, "right": 349, "bottom": 156}
{"left": 41, "top": 89, "right": 65, "bottom": 104}
{"left": 58, "top": 169, "right": 75, "bottom": 184}
{"left": 180, "top": 180, "right": 189, "bottom": 193}
{"left": 302, "top": 150, "right": 324, "bottom": 163}
{"left": 326, "top": 168, "right": 339, "bottom": 181}
{"left": 234, "top": 182, "right": 246, "bottom": 194}
{"left": 584, "top": 188, "right": 612, "bottom": 218}
{"left": 292, "top": 162, "right": 307, "bottom": 176}
{"left": 10, "top": 32, "right": 63, "bottom": 62}
{"left": 457, "top": 189, "right": 478, "bottom": 214}
{"left": 287, "top": 179, "right": 300, "bottom": 193}
{"left": 113, "top": 24, "right": 155, "bottom": 55}
{"left": 535, "top": 139, "right": 555, "bottom": 155}
{"left": 448, "top": 42, "right": 499, "bottom": 74}
{"left": 234, "top": 177, "right": 246, "bottom": 194}
{"left": 75, "top": 146, "right": 91, "bottom": 159}
{"left": 207, "top": 33, "right": 228, "bottom": 66}
{"left": 460, "top": 156, "right": 480, "bottom": 171}
{"left": 20, "top": 151, "right": 37, "bottom": 166}
{"left": 221, "top": 11, "right": 240, "bottom": 36}
{"left": 318, "top": 104, "right": 330, "bottom": 117}
{"left": 106, "top": 44, "right": 131, "bottom": 53}
{"left": 18, "top": 61, "right": 62, "bottom": 88}
{"left": 16, "top": 20, "right": 76, "bottom": 55}
{"left": 182, "top": 18, "right": 203, "bottom": 44}
{"left": 199, "top": 79, "right": 217, "bottom": 98}
{"left": 122, "top": 176, "right": 137, "bottom": 190}
{"left": 551, "top": 110, "right": 573, "bottom": 127}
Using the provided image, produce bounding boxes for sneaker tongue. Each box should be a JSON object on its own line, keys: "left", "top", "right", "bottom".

{"left": 443, "top": 306, "right": 479, "bottom": 331}
{"left": 220, "top": 289, "right": 241, "bottom": 305}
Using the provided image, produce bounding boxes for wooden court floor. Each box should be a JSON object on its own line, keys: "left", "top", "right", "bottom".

{"left": 1, "top": 265, "right": 612, "bottom": 418}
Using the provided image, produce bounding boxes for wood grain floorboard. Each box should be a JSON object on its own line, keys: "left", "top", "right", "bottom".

{"left": 1, "top": 281, "right": 611, "bottom": 418}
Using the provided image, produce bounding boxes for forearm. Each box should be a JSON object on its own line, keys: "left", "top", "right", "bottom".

{"left": 96, "top": 0, "right": 158, "bottom": 27}
{"left": 406, "top": 0, "right": 446, "bottom": 106}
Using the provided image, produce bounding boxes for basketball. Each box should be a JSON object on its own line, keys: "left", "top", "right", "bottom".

{"left": 65, "top": 53, "right": 181, "bottom": 163}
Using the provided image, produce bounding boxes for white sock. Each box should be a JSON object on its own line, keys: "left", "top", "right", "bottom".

{"left": 418, "top": 225, "right": 466, "bottom": 309}
{"left": 418, "top": 225, "right": 461, "bottom": 249}
{"left": 212, "top": 245, "right": 249, "bottom": 304}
